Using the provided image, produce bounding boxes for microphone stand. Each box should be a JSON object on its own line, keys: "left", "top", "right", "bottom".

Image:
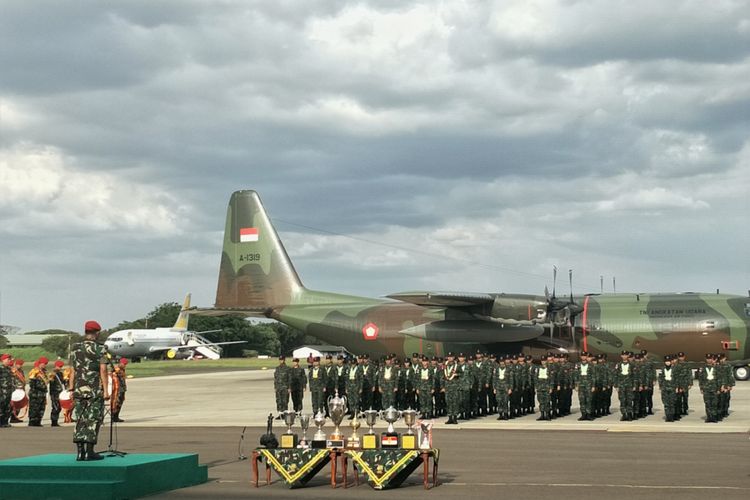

{"left": 102, "top": 351, "right": 127, "bottom": 457}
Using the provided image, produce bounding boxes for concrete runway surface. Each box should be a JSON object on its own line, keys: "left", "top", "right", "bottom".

{"left": 1, "top": 371, "right": 748, "bottom": 499}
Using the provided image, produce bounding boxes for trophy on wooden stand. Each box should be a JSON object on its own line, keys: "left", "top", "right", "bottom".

{"left": 298, "top": 413, "right": 311, "bottom": 449}
{"left": 347, "top": 412, "right": 362, "bottom": 449}
{"left": 280, "top": 410, "right": 299, "bottom": 448}
{"left": 362, "top": 409, "right": 380, "bottom": 449}
{"left": 401, "top": 409, "right": 419, "bottom": 449}
{"left": 311, "top": 411, "right": 327, "bottom": 449}
{"left": 380, "top": 406, "right": 402, "bottom": 449}
{"left": 325, "top": 393, "right": 347, "bottom": 449}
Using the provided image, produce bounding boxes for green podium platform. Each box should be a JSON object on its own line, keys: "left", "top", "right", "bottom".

{"left": 0, "top": 453, "right": 208, "bottom": 500}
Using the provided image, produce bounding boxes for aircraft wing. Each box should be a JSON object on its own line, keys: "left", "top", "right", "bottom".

{"left": 386, "top": 291, "right": 495, "bottom": 307}
{"left": 148, "top": 341, "right": 247, "bottom": 353}
{"left": 187, "top": 307, "right": 269, "bottom": 318}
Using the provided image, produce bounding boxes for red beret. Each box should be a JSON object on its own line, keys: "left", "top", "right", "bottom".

{"left": 0, "top": 354, "right": 10, "bottom": 361}
{"left": 15, "top": 358, "right": 24, "bottom": 366}
{"left": 84, "top": 320, "right": 102, "bottom": 333}
{"left": 119, "top": 358, "right": 128, "bottom": 365}
{"left": 38, "top": 357, "right": 49, "bottom": 365}
{"left": 54, "top": 360, "right": 64, "bottom": 368}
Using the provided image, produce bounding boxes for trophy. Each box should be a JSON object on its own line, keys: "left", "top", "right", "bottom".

{"left": 401, "top": 409, "right": 419, "bottom": 449}
{"left": 311, "top": 411, "right": 327, "bottom": 449}
{"left": 280, "top": 410, "right": 298, "bottom": 448}
{"left": 298, "top": 413, "right": 311, "bottom": 449}
{"left": 347, "top": 412, "right": 362, "bottom": 448}
{"left": 362, "top": 409, "right": 380, "bottom": 449}
{"left": 418, "top": 420, "right": 433, "bottom": 450}
{"left": 325, "top": 393, "right": 347, "bottom": 448}
{"left": 380, "top": 406, "right": 402, "bottom": 449}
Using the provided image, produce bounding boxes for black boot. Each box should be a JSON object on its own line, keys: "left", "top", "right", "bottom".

{"left": 76, "top": 443, "right": 86, "bottom": 461}
{"left": 85, "top": 443, "right": 103, "bottom": 461}
{"left": 578, "top": 413, "right": 587, "bottom": 421}
{"left": 51, "top": 420, "right": 60, "bottom": 427}
{"left": 537, "top": 412, "right": 546, "bottom": 421}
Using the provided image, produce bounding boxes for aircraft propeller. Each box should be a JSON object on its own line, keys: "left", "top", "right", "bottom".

{"left": 545, "top": 267, "right": 583, "bottom": 324}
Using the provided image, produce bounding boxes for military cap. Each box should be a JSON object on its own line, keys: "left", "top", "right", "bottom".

{"left": 664, "top": 355, "right": 672, "bottom": 361}
{"left": 279, "top": 355, "right": 286, "bottom": 360}
{"left": 119, "top": 358, "right": 128, "bottom": 365}
{"left": 525, "top": 355, "right": 532, "bottom": 361}
{"left": 0, "top": 354, "right": 10, "bottom": 361}
{"left": 292, "top": 357, "right": 300, "bottom": 362}
{"left": 597, "top": 354, "right": 606, "bottom": 359}
{"left": 404, "top": 357, "right": 411, "bottom": 363}
{"left": 581, "top": 351, "right": 589, "bottom": 357}
{"left": 363, "top": 354, "right": 370, "bottom": 359}
{"left": 337, "top": 354, "right": 344, "bottom": 360}
{"left": 634, "top": 354, "right": 642, "bottom": 360}
{"left": 489, "top": 353, "right": 496, "bottom": 359}
{"left": 541, "top": 355, "right": 548, "bottom": 361}
{"left": 640, "top": 349, "right": 648, "bottom": 355}
{"left": 458, "top": 352, "right": 466, "bottom": 357}
{"left": 314, "top": 356, "right": 321, "bottom": 362}
{"left": 678, "top": 352, "right": 685, "bottom": 357}
{"left": 620, "top": 350, "right": 629, "bottom": 355}
{"left": 325, "top": 354, "right": 332, "bottom": 359}
{"left": 421, "top": 356, "right": 428, "bottom": 361}
{"left": 84, "top": 320, "right": 102, "bottom": 333}
{"left": 412, "top": 352, "right": 419, "bottom": 357}
{"left": 705, "top": 353, "right": 712, "bottom": 358}
{"left": 511, "top": 354, "right": 518, "bottom": 360}
{"left": 446, "top": 351, "right": 455, "bottom": 357}
{"left": 431, "top": 356, "right": 438, "bottom": 361}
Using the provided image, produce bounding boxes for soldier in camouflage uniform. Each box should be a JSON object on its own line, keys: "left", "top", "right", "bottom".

{"left": 559, "top": 353, "right": 574, "bottom": 416}
{"left": 658, "top": 355, "right": 679, "bottom": 422}
{"left": 308, "top": 356, "right": 327, "bottom": 415}
{"left": 717, "top": 353, "right": 734, "bottom": 420}
{"left": 431, "top": 357, "right": 445, "bottom": 416}
{"left": 614, "top": 351, "right": 636, "bottom": 421}
{"left": 273, "top": 355, "right": 291, "bottom": 416}
{"left": 697, "top": 354, "right": 720, "bottom": 423}
{"left": 111, "top": 358, "right": 128, "bottom": 423}
{"left": 415, "top": 356, "right": 435, "bottom": 417}
{"left": 487, "top": 354, "right": 498, "bottom": 414}
{"left": 28, "top": 357, "right": 49, "bottom": 427}
{"left": 641, "top": 350, "right": 655, "bottom": 416}
{"left": 345, "top": 357, "right": 362, "bottom": 418}
{"left": 377, "top": 355, "right": 399, "bottom": 410}
{"left": 49, "top": 360, "right": 66, "bottom": 427}
{"left": 0, "top": 354, "right": 13, "bottom": 428}
{"left": 524, "top": 355, "right": 535, "bottom": 414}
{"left": 71, "top": 321, "right": 110, "bottom": 461}
{"left": 601, "top": 354, "right": 615, "bottom": 415}
{"left": 591, "top": 355, "right": 605, "bottom": 418}
{"left": 466, "top": 355, "right": 479, "bottom": 418}
{"left": 673, "top": 352, "right": 690, "bottom": 418}
{"left": 442, "top": 353, "right": 461, "bottom": 424}
{"left": 493, "top": 355, "right": 514, "bottom": 420}
{"left": 533, "top": 356, "right": 552, "bottom": 420}
{"left": 323, "top": 354, "right": 338, "bottom": 410}
{"left": 10, "top": 359, "right": 26, "bottom": 423}
{"left": 335, "top": 355, "right": 348, "bottom": 398}
{"left": 360, "top": 355, "right": 376, "bottom": 411}
{"left": 573, "top": 352, "right": 595, "bottom": 421}
{"left": 457, "top": 353, "right": 471, "bottom": 419}
{"left": 289, "top": 358, "right": 307, "bottom": 412}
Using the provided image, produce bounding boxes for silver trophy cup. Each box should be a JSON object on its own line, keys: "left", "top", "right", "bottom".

{"left": 327, "top": 394, "right": 348, "bottom": 439}
{"left": 380, "top": 406, "right": 402, "bottom": 434}
{"left": 402, "top": 409, "right": 419, "bottom": 435}
{"left": 299, "top": 413, "right": 311, "bottom": 447}
{"left": 363, "top": 409, "right": 379, "bottom": 434}
{"left": 312, "top": 411, "right": 327, "bottom": 441}
{"left": 282, "top": 410, "right": 297, "bottom": 434}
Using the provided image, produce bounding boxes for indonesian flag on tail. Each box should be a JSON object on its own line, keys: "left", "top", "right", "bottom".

{"left": 240, "top": 227, "right": 259, "bottom": 242}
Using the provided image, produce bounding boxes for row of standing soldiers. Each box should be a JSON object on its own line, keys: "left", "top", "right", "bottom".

{"left": 0, "top": 353, "right": 129, "bottom": 428}
{"left": 273, "top": 350, "right": 735, "bottom": 424}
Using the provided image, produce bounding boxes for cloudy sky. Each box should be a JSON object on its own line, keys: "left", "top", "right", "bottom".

{"left": 1, "top": 0, "right": 749, "bottom": 332}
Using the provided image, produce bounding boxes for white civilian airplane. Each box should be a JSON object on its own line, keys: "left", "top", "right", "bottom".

{"left": 104, "top": 294, "right": 245, "bottom": 360}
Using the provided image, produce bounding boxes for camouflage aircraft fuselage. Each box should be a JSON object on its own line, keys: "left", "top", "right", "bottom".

{"left": 197, "top": 190, "right": 750, "bottom": 368}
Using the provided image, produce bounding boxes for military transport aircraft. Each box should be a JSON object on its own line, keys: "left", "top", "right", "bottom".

{"left": 105, "top": 294, "right": 245, "bottom": 360}
{"left": 192, "top": 190, "right": 750, "bottom": 380}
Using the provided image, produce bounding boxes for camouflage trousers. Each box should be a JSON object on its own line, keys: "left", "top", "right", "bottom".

{"left": 310, "top": 388, "right": 325, "bottom": 415}
{"left": 275, "top": 388, "right": 289, "bottom": 412}
{"left": 50, "top": 392, "right": 61, "bottom": 423}
{"left": 74, "top": 395, "right": 104, "bottom": 444}
{"left": 290, "top": 388, "right": 304, "bottom": 412}
{"left": 660, "top": 384, "right": 677, "bottom": 418}
{"left": 380, "top": 387, "right": 397, "bottom": 410}
{"left": 0, "top": 389, "right": 11, "bottom": 424}
{"left": 445, "top": 385, "right": 461, "bottom": 417}
{"left": 416, "top": 388, "right": 433, "bottom": 416}
{"left": 28, "top": 391, "right": 47, "bottom": 422}
{"left": 536, "top": 383, "right": 551, "bottom": 413}
{"left": 345, "top": 385, "right": 361, "bottom": 414}
{"left": 617, "top": 387, "right": 635, "bottom": 415}
{"left": 494, "top": 386, "right": 510, "bottom": 415}
{"left": 702, "top": 384, "right": 720, "bottom": 420}
{"left": 577, "top": 383, "right": 594, "bottom": 415}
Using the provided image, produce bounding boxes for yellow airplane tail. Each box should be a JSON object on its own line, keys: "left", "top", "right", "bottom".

{"left": 173, "top": 293, "right": 192, "bottom": 330}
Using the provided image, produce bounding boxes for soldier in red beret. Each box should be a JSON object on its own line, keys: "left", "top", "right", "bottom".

{"left": 111, "top": 358, "right": 128, "bottom": 423}
{"left": 70, "top": 320, "right": 110, "bottom": 460}
{"left": 49, "top": 360, "right": 67, "bottom": 427}
{"left": 28, "top": 357, "right": 49, "bottom": 426}
{"left": 0, "top": 354, "right": 14, "bottom": 427}
{"left": 10, "top": 358, "right": 26, "bottom": 423}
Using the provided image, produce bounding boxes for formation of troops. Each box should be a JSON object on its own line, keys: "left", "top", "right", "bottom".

{"left": 0, "top": 341, "right": 129, "bottom": 432}
{"left": 272, "top": 349, "right": 736, "bottom": 424}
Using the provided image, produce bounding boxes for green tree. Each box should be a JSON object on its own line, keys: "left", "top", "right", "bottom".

{"left": 41, "top": 333, "right": 83, "bottom": 359}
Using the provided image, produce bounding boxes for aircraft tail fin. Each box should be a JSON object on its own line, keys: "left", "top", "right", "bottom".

{"left": 214, "top": 190, "right": 304, "bottom": 309}
{"left": 172, "top": 293, "right": 192, "bottom": 330}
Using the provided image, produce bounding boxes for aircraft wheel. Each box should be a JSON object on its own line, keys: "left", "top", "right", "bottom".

{"left": 734, "top": 365, "right": 750, "bottom": 381}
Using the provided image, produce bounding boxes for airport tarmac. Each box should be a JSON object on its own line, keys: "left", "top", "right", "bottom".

{"left": 1, "top": 371, "right": 748, "bottom": 499}
{"left": 118, "top": 370, "right": 750, "bottom": 433}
